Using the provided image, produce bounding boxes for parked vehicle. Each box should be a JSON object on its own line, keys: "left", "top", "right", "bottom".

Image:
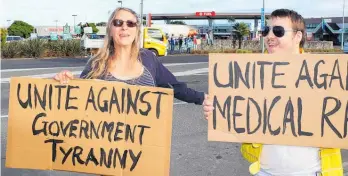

{"left": 80, "top": 27, "right": 168, "bottom": 56}
{"left": 6, "top": 36, "right": 23, "bottom": 43}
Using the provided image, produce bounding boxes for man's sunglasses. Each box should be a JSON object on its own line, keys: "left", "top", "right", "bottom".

{"left": 112, "top": 19, "right": 138, "bottom": 28}
{"left": 262, "top": 26, "right": 297, "bottom": 38}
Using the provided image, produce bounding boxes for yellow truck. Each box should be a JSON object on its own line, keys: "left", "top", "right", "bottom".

{"left": 142, "top": 27, "right": 168, "bottom": 56}
{"left": 81, "top": 27, "right": 168, "bottom": 56}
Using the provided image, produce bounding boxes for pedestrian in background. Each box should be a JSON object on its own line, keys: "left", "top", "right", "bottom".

{"left": 186, "top": 36, "right": 193, "bottom": 53}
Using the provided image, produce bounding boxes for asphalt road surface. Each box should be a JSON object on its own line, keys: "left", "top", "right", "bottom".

{"left": 1, "top": 55, "right": 347, "bottom": 176}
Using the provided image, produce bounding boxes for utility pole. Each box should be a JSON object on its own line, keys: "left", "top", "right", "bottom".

{"left": 342, "top": 0, "right": 345, "bottom": 50}
{"left": 72, "top": 15, "right": 77, "bottom": 27}
{"left": 140, "top": 0, "right": 144, "bottom": 48}
{"left": 54, "top": 20, "right": 58, "bottom": 33}
{"left": 72, "top": 15, "right": 77, "bottom": 35}
{"left": 261, "top": 0, "right": 265, "bottom": 53}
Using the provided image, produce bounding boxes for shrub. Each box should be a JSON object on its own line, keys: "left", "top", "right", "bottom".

{"left": 1, "top": 28, "right": 7, "bottom": 46}
{"left": 21, "top": 39, "right": 46, "bottom": 58}
{"left": 58, "top": 40, "right": 83, "bottom": 57}
{"left": 45, "top": 40, "right": 82, "bottom": 57}
{"left": 236, "top": 49, "right": 253, "bottom": 53}
{"left": 45, "top": 41, "right": 61, "bottom": 57}
{"left": 1, "top": 41, "right": 22, "bottom": 58}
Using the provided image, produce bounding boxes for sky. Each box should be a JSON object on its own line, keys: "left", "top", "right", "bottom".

{"left": 1, "top": 0, "right": 347, "bottom": 27}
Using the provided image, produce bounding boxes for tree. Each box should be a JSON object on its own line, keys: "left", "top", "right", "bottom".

{"left": 88, "top": 23, "right": 99, "bottom": 33}
{"left": 169, "top": 21, "right": 186, "bottom": 25}
{"left": 7, "top": 20, "right": 34, "bottom": 38}
{"left": 1, "top": 28, "right": 8, "bottom": 46}
{"left": 96, "top": 22, "right": 107, "bottom": 26}
{"left": 227, "top": 17, "right": 236, "bottom": 24}
{"left": 232, "top": 22, "right": 250, "bottom": 49}
{"left": 227, "top": 17, "right": 237, "bottom": 48}
{"left": 79, "top": 23, "right": 99, "bottom": 36}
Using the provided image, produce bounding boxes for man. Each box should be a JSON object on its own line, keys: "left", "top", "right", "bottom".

{"left": 244, "top": 9, "right": 344, "bottom": 176}
{"left": 255, "top": 9, "right": 320, "bottom": 175}
{"left": 203, "top": 8, "right": 343, "bottom": 176}
{"left": 170, "top": 34, "right": 175, "bottom": 54}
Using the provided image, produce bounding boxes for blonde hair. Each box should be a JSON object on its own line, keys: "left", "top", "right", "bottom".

{"left": 86, "top": 7, "right": 141, "bottom": 79}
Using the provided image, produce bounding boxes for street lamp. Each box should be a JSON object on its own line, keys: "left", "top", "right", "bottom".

{"left": 140, "top": 0, "right": 144, "bottom": 48}
{"left": 6, "top": 20, "right": 11, "bottom": 27}
{"left": 342, "top": 0, "right": 345, "bottom": 50}
{"left": 72, "top": 15, "right": 77, "bottom": 27}
{"left": 140, "top": 0, "right": 143, "bottom": 26}
{"left": 118, "top": 0, "right": 122, "bottom": 7}
{"left": 72, "top": 15, "right": 77, "bottom": 35}
{"left": 54, "top": 20, "right": 58, "bottom": 33}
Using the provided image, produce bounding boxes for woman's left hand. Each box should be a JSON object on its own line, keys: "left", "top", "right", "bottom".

{"left": 203, "top": 94, "right": 214, "bottom": 120}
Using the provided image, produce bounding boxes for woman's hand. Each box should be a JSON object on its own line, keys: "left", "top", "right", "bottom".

{"left": 53, "top": 70, "right": 74, "bottom": 84}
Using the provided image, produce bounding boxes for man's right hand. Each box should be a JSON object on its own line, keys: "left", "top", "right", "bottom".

{"left": 53, "top": 70, "right": 74, "bottom": 84}
{"left": 203, "top": 94, "right": 214, "bottom": 120}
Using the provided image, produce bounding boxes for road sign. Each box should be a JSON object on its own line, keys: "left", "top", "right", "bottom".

{"left": 261, "top": 8, "right": 265, "bottom": 29}
{"left": 62, "top": 33, "right": 72, "bottom": 40}
{"left": 195, "top": 11, "right": 216, "bottom": 17}
{"left": 63, "top": 24, "right": 70, "bottom": 34}
{"left": 50, "top": 33, "right": 58, "bottom": 41}
{"left": 84, "top": 27, "right": 93, "bottom": 34}
{"left": 74, "top": 26, "right": 81, "bottom": 34}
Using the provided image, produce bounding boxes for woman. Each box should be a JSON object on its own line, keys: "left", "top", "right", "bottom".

{"left": 186, "top": 36, "right": 193, "bottom": 54}
{"left": 54, "top": 7, "right": 213, "bottom": 107}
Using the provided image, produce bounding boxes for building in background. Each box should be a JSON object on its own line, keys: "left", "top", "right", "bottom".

{"left": 305, "top": 17, "right": 348, "bottom": 45}
{"left": 189, "top": 23, "right": 253, "bottom": 40}
{"left": 35, "top": 26, "right": 105, "bottom": 37}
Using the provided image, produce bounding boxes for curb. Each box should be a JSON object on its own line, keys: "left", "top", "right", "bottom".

{"left": 1, "top": 56, "right": 89, "bottom": 60}
{"left": 165, "top": 54, "right": 208, "bottom": 57}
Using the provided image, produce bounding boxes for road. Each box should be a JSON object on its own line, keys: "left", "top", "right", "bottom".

{"left": 1, "top": 56, "right": 347, "bottom": 176}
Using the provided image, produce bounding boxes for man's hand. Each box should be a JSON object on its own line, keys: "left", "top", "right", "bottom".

{"left": 203, "top": 94, "right": 214, "bottom": 120}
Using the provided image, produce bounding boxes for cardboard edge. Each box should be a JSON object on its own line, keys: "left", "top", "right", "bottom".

{"left": 208, "top": 130, "right": 242, "bottom": 143}
{"left": 5, "top": 78, "right": 15, "bottom": 168}
{"left": 164, "top": 95, "right": 174, "bottom": 176}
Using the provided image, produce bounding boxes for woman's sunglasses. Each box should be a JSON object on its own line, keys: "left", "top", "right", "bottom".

{"left": 262, "top": 26, "right": 297, "bottom": 38}
{"left": 112, "top": 19, "right": 138, "bottom": 28}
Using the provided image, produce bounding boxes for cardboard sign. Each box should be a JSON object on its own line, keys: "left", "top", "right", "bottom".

{"left": 208, "top": 54, "right": 348, "bottom": 149}
{"left": 6, "top": 77, "right": 174, "bottom": 176}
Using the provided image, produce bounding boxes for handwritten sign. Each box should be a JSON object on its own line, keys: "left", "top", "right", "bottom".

{"left": 208, "top": 54, "right": 348, "bottom": 149}
{"left": 6, "top": 77, "right": 173, "bottom": 176}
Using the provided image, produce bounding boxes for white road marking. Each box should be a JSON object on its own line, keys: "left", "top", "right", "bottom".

{"left": 1, "top": 66, "right": 85, "bottom": 73}
{"left": 192, "top": 73, "right": 208, "bottom": 76}
{"left": 1, "top": 62, "right": 207, "bottom": 73}
{"left": 1, "top": 71, "right": 82, "bottom": 83}
{"left": 1, "top": 67, "right": 208, "bottom": 83}
{"left": 164, "top": 62, "right": 207, "bottom": 67}
{"left": 173, "top": 68, "right": 208, "bottom": 77}
{"left": 174, "top": 102, "right": 187, "bottom": 105}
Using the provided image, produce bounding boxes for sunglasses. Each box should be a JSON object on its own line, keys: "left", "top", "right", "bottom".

{"left": 262, "top": 26, "right": 297, "bottom": 38}
{"left": 112, "top": 19, "right": 138, "bottom": 28}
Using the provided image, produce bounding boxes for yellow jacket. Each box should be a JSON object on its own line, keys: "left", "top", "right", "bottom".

{"left": 240, "top": 48, "right": 344, "bottom": 176}
{"left": 240, "top": 144, "right": 343, "bottom": 176}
